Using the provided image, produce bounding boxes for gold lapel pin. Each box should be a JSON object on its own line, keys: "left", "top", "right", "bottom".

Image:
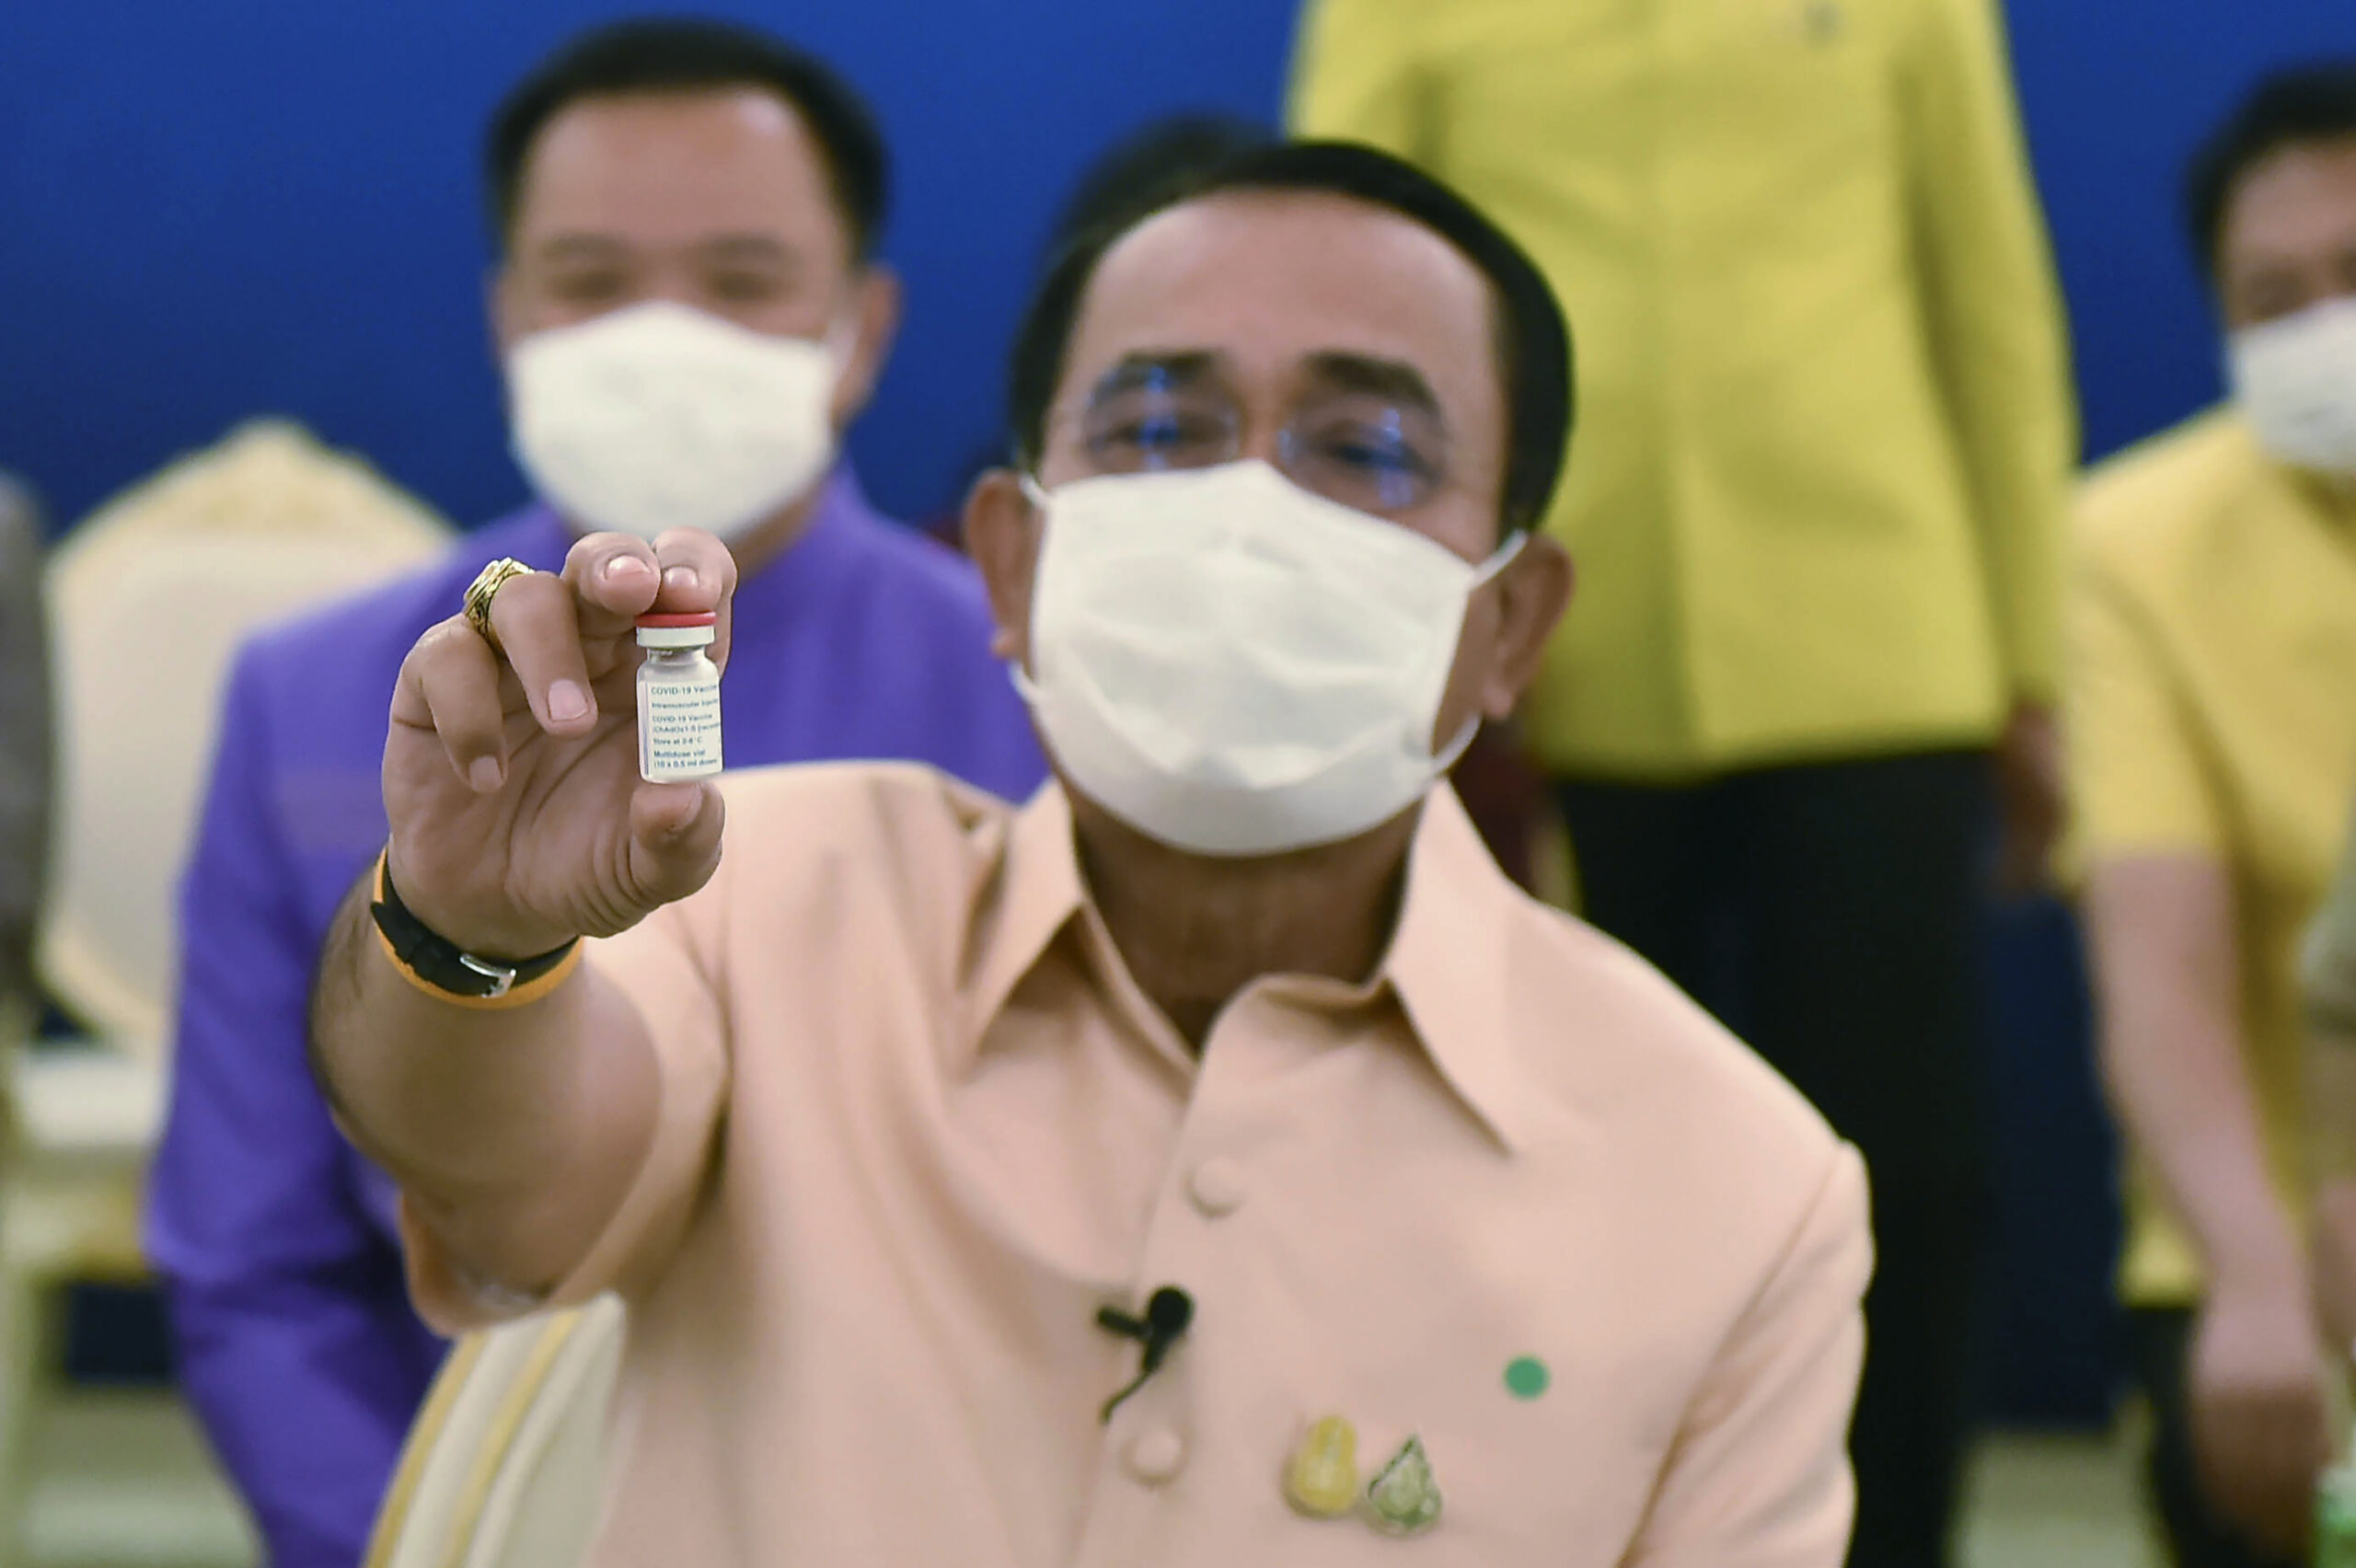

{"left": 1284, "top": 1415, "right": 1361, "bottom": 1519}
{"left": 1364, "top": 1435, "right": 1443, "bottom": 1537}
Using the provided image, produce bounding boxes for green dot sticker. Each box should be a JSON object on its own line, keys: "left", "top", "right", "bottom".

{"left": 1504, "top": 1355, "right": 1551, "bottom": 1401}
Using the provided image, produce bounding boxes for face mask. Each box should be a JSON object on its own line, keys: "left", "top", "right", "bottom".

{"left": 2229, "top": 297, "right": 2356, "bottom": 477}
{"left": 1018, "top": 460, "right": 1522, "bottom": 858}
{"left": 508, "top": 299, "right": 846, "bottom": 541}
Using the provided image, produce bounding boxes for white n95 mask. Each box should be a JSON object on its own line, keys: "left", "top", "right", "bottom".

{"left": 2229, "top": 297, "right": 2356, "bottom": 477}
{"left": 508, "top": 299, "right": 844, "bottom": 541}
{"left": 1019, "top": 460, "right": 1522, "bottom": 858}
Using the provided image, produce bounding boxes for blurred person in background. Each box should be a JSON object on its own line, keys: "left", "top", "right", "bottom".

{"left": 145, "top": 19, "right": 1044, "bottom": 1566}
{"left": 1289, "top": 3, "right": 2075, "bottom": 1562}
{"left": 2072, "top": 63, "right": 2356, "bottom": 1568}
{"left": 0, "top": 475, "right": 48, "bottom": 1031}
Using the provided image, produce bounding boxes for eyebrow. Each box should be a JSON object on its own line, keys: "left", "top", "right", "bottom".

{"left": 532, "top": 234, "right": 628, "bottom": 262}
{"left": 693, "top": 234, "right": 801, "bottom": 268}
{"left": 1078, "top": 349, "right": 1451, "bottom": 430}
{"left": 527, "top": 233, "right": 803, "bottom": 267}
{"left": 1086, "top": 351, "right": 1223, "bottom": 403}
{"left": 1300, "top": 352, "right": 1446, "bottom": 423}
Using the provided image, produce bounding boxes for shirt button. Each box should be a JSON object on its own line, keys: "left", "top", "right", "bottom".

{"left": 1126, "top": 1427, "right": 1188, "bottom": 1485}
{"left": 1188, "top": 1159, "right": 1247, "bottom": 1217}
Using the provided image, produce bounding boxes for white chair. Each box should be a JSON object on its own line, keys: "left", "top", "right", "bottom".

{"left": 0, "top": 420, "right": 452, "bottom": 1557}
{"left": 364, "top": 1297, "right": 626, "bottom": 1568}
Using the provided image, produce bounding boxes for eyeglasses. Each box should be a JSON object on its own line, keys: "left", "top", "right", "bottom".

{"left": 1073, "top": 361, "right": 1453, "bottom": 515}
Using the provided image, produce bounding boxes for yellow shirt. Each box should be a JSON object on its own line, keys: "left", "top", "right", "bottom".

{"left": 1289, "top": 0, "right": 2075, "bottom": 778}
{"left": 405, "top": 765, "right": 1870, "bottom": 1566}
{"left": 2065, "top": 410, "right": 2356, "bottom": 1308}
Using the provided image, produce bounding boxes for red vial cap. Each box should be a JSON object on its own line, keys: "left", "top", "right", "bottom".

{"left": 635, "top": 612, "right": 719, "bottom": 628}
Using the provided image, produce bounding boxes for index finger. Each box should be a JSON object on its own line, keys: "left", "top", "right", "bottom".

{"left": 651, "top": 529, "right": 737, "bottom": 674}
{"left": 561, "top": 529, "right": 737, "bottom": 674}
{"left": 560, "top": 533, "right": 662, "bottom": 643}
{"left": 2200, "top": 1401, "right": 2323, "bottom": 1551}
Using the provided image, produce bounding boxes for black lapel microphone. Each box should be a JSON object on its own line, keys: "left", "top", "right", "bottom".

{"left": 1095, "top": 1286, "right": 1194, "bottom": 1422}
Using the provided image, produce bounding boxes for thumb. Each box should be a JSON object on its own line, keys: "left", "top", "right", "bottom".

{"left": 625, "top": 780, "right": 726, "bottom": 909}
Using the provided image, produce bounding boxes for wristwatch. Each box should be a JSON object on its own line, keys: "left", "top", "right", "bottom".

{"left": 368, "top": 853, "right": 578, "bottom": 1003}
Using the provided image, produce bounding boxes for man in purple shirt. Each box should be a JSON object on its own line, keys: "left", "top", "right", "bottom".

{"left": 146, "top": 21, "right": 1044, "bottom": 1566}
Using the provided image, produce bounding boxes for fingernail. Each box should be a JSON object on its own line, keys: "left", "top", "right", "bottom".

{"left": 549, "top": 680, "right": 591, "bottom": 723}
{"left": 663, "top": 566, "right": 701, "bottom": 594}
{"left": 605, "top": 556, "right": 651, "bottom": 582}
{"left": 468, "top": 756, "right": 503, "bottom": 793}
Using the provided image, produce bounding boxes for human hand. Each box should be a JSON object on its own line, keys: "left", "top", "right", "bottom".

{"left": 2315, "top": 1181, "right": 2356, "bottom": 1371}
{"left": 382, "top": 531, "right": 736, "bottom": 959}
{"left": 2189, "top": 1270, "right": 2333, "bottom": 1560}
{"left": 1992, "top": 700, "right": 2064, "bottom": 898}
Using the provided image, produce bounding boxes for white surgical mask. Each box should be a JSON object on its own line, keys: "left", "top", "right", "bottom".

{"left": 1018, "top": 460, "right": 1521, "bottom": 858}
{"left": 508, "top": 299, "right": 846, "bottom": 541}
{"left": 2229, "top": 297, "right": 2356, "bottom": 477}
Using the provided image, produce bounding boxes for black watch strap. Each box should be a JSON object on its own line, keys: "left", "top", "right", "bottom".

{"left": 368, "top": 855, "right": 578, "bottom": 1002}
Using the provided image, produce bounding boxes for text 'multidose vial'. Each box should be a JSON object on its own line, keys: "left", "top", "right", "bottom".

{"left": 635, "top": 612, "right": 723, "bottom": 783}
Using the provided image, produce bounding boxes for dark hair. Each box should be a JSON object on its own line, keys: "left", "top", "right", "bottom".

{"left": 1048, "top": 113, "right": 1277, "bottom": 258}
{"left": 2186, "top": 62, "right": 2356, "bottom": 276}
{"left": 1007, "top": 141, "right": 1575, "bottom": 536}
{"left": 485, "top": 17, "right": 889, "bottom": 259}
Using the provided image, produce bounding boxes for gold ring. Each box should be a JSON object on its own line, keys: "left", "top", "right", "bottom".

{"left": 462, "top": 558, "right": 536, "bottom": 655}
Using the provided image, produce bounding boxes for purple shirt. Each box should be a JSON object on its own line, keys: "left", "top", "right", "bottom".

{"left": 146, "top": 471, "right": 1045, "bottom": 1568}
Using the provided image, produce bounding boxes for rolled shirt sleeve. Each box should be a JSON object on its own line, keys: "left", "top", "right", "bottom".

{"left": 2062, "top": 532, "right": 2226, "bottom": 862}
{"left": 1622, "top": 1147, "right": 1875, "bottom": 1568}
{"left": 149, "top": 649, "right": 445, "bottom": 1568}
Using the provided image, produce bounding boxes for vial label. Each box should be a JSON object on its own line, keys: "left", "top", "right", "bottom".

{"left": 639, "top": 671, "right": 723, "bottom": 782}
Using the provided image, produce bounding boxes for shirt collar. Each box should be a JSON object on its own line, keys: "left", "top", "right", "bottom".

{"left": 1378, "top": 785, "right": 1532, "bottom": 1152}
{"left": 963, "top": 782, "right": 1532, "bottom": 1154}
{"left": 964, "top": 781, "right": 1089, "bottom": 1039}
{"left": 2304, "top": 469, "right": 2356, "bottom": 531}
{"left": 2234, "top": 418, "right": 2356, "bottom": 532}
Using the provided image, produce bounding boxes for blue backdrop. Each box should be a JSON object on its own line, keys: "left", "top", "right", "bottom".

{"left": 6, "top": 0, "right": 2356, "bottom": 1420}
{"left": 5, "top": 1, "right": 2354, "bottom": 525}
{"left": 0, "top": 0, "right": 1307, "bottom": 531}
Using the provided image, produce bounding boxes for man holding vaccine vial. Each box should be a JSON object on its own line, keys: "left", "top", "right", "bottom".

{"left": 313, "top": 141, "right": 1871, "bottom": 1567}
{"left": 147, "top": 20, "right": 1044, "bottom": 1567}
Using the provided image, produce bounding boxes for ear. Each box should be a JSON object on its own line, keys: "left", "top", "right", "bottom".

{"left": 963, "top": 468, "right": 1044, "bottom": 663}
{"left": 1477, "top": 535, "right": 1574, "bottom": 720}
{"left": 831, "top": 264, "right": 904, "bottom": 427}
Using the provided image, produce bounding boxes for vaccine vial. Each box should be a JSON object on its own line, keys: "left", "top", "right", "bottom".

{"left": 635, "top": 612, "right": 723, "bottom": 783}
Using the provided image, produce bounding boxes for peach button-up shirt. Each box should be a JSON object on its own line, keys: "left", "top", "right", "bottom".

{"left": 406, "top": 764, "right": 1871, "bottom": 1566}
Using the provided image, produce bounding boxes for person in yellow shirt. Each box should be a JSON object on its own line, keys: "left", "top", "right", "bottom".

{"left": 2072, "top": 65, "right": 2356, "bottom": 1568}
{"left": 1289, "top": 3, "right": 2073, "bottom": 1563}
